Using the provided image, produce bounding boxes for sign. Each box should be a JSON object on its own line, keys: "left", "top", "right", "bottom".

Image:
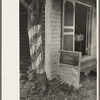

{"left": 58, "top": 50, "right": 81, "bottom": 89}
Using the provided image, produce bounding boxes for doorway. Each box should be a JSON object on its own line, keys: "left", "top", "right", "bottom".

{"left": 75, "top": 3, "right": 87, "bottom": 55}
{"left": 62, "top": 0, "right": 92, "bottom": 56}
{"left": 75, "top": 2, "right": 92, "bottom": 55}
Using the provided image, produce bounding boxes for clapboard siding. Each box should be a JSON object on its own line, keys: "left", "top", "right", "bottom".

{"left": 50, "top": 0, "right": 61, "bottom": 79}
{"left": 91, "top": 7, "right": 97, "bottom": 58}
{"left": 45, "top": 0, "right": 97, "bottom": 80}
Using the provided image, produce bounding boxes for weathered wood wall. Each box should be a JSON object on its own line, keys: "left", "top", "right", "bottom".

{"left": 45, "top": 0, "right": 61, "bottom": 80}
{"left": 45, "top": 0, "right": 97, "bottom": 80}
{"left": 91, "top": 7, "right": 97, "bottom": 58}
{"left": 50, "top": 0, "right": 62, "bottom": 79}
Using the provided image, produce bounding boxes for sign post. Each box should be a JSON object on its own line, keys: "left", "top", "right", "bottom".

{"left": 58, "top": 50, "right": 81, "bottom": 89}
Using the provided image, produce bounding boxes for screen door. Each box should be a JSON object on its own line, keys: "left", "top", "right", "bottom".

{"left": 62, "top": 0, "right": 75, "bottom": 51}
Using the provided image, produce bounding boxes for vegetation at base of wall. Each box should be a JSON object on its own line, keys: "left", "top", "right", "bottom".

{"left": 20, "top": 68, "right": 96, "bottom": 100}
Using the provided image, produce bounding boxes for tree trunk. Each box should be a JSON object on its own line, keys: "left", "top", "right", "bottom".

{"left": 21, "top": 0, "right": 48, "bottom": 93}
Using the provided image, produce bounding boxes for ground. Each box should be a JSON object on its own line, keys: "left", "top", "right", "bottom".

{"left": 20, "top": 71, "right": 97, "bottom": 100}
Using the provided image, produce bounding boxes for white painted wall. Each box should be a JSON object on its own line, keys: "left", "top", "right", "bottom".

{"left": 45, "top": 0, "right": 61, "bottom": 80}
{"left": 91, "top": 7, "right": 97, "bottom": 58}
{"left": 45, "top": 0, "right": 97, "bottom": 80}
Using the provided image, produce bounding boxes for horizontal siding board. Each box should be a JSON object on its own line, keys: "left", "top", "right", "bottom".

{"left": 51, "top": 35, "right": 61, "bottom": 38}
{"left": 51, "top": 6, "right": 61, "bottom": 11}
{"left": 45, "top": 0, "right": 61, "bottom": 79}
{"left": 51, "top": 23, "right": 61, "bottom": 26}
{"left": 51, "top": 37, "right": 60, "bottom": 40}
{"left": 50, "top": 61, "right": 59, "bottom": 66}
{"left": 50, "top": 57, "right": 59, "bottom": 62}
{"left": 51, "top": 30, "right": 61, "bottom": 34}
{"left": 51, "top": 44, "right": 60, "bottom": 48}
{"left": 51, "top": 38, "right": 60, "bottom": 42}
{"left": 51, "top": 26, "right": 61, "bottom": 29}
{"left": 51, "top": 20, "right": 61, "bottom": 23}
{"left": 51, "top": 9, "right": 61, "bottom": 13}
{"left": 51, "top": 43, "right": 60, "bottom": 45}
{"left": 50, "top": 16, "right": 61, "bottom": 20}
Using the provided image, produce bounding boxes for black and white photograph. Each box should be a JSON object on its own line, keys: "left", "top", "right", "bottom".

{"left": 19, "top": 0, "right": 98, "bottom": 100}
{"left": 2, "top": 0, "right": 98, "bottom": 100}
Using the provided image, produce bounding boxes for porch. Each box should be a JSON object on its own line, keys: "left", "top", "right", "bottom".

{"left": 45, "top": 0, "right": 97, "bottom": 80}
{"left": 19, "top": 0, "right": 97, "bottom": 80}
{"left": 81, "top": 55, "right": 96, "bottom": 75}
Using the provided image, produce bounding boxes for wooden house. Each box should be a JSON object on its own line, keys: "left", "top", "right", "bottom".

{"left": 20, "top": 0, "right": 97, "bottom": 80}
{"left": 45, "top": 0, "right": 97, "bottom": 80}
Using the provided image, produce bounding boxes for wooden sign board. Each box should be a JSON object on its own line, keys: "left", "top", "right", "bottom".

{"left": 57, "top": 50, "right": 81, "bottom": 89}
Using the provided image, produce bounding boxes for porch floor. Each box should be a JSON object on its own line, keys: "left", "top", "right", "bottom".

{"left": 80, "top": 55, "right": 97, "bottom": 75}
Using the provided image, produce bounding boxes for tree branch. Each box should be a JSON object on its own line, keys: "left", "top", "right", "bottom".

{"left": 20, "top": 0, "right": 28, "bottom": 10}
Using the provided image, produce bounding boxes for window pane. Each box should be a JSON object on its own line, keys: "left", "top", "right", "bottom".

{"left": 64, "top": 29, "right": 73, "bottom": 32}
{"left": 63, "top": 35, "right": 73, "bottom": 50}
{"left": 64, "top": 1, "right": 74, "bottom": 26}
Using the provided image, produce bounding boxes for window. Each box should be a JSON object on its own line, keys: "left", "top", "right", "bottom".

{"left": 63, "top": 1, "right": 74, "bottom": 51}
{"left": 62, "top": 0, "right": 92, "bottom": 55}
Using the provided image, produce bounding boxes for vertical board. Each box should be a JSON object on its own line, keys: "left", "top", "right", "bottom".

{"left": 58, "top": 50, "right": 81, "bottom": 89}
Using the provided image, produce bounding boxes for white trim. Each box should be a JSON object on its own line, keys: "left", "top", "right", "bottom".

{"left": 97, "top": 0, "right": 99, "bottom": 99}
{"left": 63, "top": 0, "right": 75, "bottom": 51}
{"left": 76, "top": 0, "right": 92, "bottom": 7}
{"left": 63, "top": 26, "right": 74, "bottom": 29}
{"left": 62, "top": 0, "right": 65, "bottom": 49}
{"left": 64, "top": 32, "right": 74, "bottom": 35}
{"left": 45, "top": 0, "right": 52, "bottom": 80}
{"left": 64, "top": 0, "right": 75, "bottom": 5}
{"left": 73, "top": 2, "right": 75, "bottom": 51}
{"left": 86, "top": 9, "right": 88, "bottom": 50}
{"left": 63, "top": 0, "right": 93, "bottom": 53}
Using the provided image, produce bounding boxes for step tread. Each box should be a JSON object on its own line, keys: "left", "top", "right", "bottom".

{"left": 80, "top": 57, "right": 96, "bottom": 72}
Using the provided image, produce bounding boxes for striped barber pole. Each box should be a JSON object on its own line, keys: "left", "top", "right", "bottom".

{"left": 28, "top": 5, "right": 44, "bottom": 74}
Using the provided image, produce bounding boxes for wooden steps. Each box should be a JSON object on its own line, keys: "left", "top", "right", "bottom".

{"left": 80, "top": 56, "right": 96, "bottom": 75}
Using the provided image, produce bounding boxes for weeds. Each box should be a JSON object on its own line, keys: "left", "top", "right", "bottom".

{"left": 20, "top": 69, "right": 96, "bottom": 100}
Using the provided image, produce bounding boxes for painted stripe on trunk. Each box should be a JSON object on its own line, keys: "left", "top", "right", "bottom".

{"left": 36, "top": 53, "right": 42, "bottom": 68}
{"left": 29, "top": 29, "right": 42, "bottom": 47}
{"left": 31, "top": 44, "right": 42, "bottom": 62}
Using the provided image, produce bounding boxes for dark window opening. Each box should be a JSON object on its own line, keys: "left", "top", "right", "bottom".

{"left": 75, "top": 3, "right": 92, "bottom": 55}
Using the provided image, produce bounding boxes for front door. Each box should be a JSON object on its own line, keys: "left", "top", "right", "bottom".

{"left": 62, "top": 0, "right": 75, "bottom": 51}
{"left": 62, "top": 0, "right": 92, "bottom": 55}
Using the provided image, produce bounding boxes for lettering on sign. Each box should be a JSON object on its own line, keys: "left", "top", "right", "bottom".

{"left": 60, "top": 51, "right": 80, "bottom": 66}
{"left": 58, "top": 50, "right": 81, "bottom": 89}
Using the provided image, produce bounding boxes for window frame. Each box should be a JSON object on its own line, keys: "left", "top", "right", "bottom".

{"left": 62, "top": 0, "right": 93, "bottom": 55}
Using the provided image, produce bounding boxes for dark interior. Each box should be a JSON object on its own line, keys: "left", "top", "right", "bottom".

{"left": 20, "top": 3, "right": 31, "bottom": 73}
{"left": 75, "top": 3, "right": 87, "bottom": 55}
